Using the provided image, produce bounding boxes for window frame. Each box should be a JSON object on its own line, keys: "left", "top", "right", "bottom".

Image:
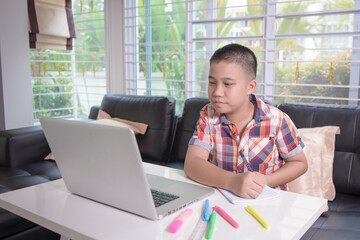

{"left": 122, "top": 0, "right": 360, "bottom": 111}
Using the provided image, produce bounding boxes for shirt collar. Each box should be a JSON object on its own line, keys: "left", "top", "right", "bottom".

{"left": 219, "top": 114, "right": 230, "bottom": 125}
{"left": 251, "top": 94, "right": 272, "bottom": 124}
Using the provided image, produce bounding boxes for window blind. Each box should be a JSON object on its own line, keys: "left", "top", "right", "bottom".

{"left": 124, "top": 0, "right": 360, "bottom": 113}
{"left": 30, "top": 0, "right": 106, "bottom": 121}
{"left": 28, "top": 0, "right": 76, "bottom": 50}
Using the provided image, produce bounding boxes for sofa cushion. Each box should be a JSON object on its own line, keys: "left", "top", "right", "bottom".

{"left": 0, "top": 218, "right": 59, "bottom": 240}
{"left": 99, "top": 94, "right": 176, "bottom": 163}
{"left": 0, "top": 185, "right": 10, "bottom": 194}
{"left": 0, "top": 168, "right": 30, "bottom": 181}
{"left": 171, "top": 98, "right": 210, "bottom": 164}
{"left": 279, "top": 103, "right": 360, "bottom": 196}
{"left": 20, "top": 161, "right": 61, "bottom": 181}
{"left": 0, "top": 126, "right": 51, "bottom": 168}
{"left": 0, "top": 208, "right": 37, "bottom": 239}
{"left": 96, "top": 110, "right": 148, "bottom": 134}
{"left": 302, "top": 193, "right": 360, "bottom": 240}
{"left": 0, "top": 161, "right": 61, "bottom": 191}
{"left": 288, "top": 126, "right": 339, "bottom": 200}
{"left": 302, "top": 227, "right": 360, "bottom": 240}
{"left": 0, "top": 163, "right": 60, "bottom": 238}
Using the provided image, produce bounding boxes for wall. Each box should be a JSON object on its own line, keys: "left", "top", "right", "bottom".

{"left": 105, "top": 0, "right": 125, "bottom": 94}
{"left": 0, "top": 0, "right": 34, "bottom": 130}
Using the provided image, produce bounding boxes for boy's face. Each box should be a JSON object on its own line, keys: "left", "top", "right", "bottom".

{"left": 208, "top": 61, "right": 256, "bottom": 118}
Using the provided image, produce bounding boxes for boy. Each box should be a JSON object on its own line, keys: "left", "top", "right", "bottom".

{"left": 184, "top": 44, "right": 308, "bottom": 199}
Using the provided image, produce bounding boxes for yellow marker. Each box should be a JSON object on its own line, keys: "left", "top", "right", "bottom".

{"left": 245, "top": 206, "right": 270, "bottom": 229}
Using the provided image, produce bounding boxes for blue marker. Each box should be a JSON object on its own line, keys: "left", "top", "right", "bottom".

{"left": 203, "top": 199, "right": 210, "bottom": 221}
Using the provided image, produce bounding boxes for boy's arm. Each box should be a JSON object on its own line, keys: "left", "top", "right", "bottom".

{"left": 266, "top": 150, "right": 308, "bottom": 188}
{"left": 184, "top": 145, "right": 266, "bottom": 199}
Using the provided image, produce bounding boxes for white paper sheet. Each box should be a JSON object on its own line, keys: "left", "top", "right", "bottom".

{"left": 218, "top": 185, "right": 279, "bottom": 204}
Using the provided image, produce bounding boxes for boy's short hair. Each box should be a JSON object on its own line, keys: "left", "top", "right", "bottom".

{"left": 210, "top": 43, "right": 257, "bottom": 80}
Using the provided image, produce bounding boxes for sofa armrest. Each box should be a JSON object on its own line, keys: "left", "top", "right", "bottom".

{"left": 88, "top": 105, "right": 100, "bottom": 120}
{"left": 0, "top": 126, "right": 51, "bottom": 168}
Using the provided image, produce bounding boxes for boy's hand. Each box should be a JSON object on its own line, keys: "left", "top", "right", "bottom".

{"left": 229, "top": 172, "right": 266, "bottom": 199}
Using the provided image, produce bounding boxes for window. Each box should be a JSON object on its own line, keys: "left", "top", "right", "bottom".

{"left": 30, "top": 0, "right": 106, "bottom": 121}
{"left": 124, "top": 0, "right": 188, "bottom": 112}
{"left": 124, "top": 0, "right": 360, "bottom": 113}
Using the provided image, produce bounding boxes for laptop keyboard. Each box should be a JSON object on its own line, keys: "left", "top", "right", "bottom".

{"left": 151, "top": 189, "right": 179, "bottom": 207}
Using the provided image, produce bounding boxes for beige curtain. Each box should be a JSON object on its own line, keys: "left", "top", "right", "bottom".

{"left": 28, "top": 0, "right": 76, "bottom": 50}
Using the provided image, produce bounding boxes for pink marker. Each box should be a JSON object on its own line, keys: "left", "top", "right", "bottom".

{"left": 168, "top": 209, "right": 193, "bottom": 233}
{"left": 214, "top": 205, "right": 239, "bottom": 228}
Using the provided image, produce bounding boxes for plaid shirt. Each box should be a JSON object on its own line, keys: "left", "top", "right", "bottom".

{"left": 189, "top": 94, "right": 304, "bottom": 190}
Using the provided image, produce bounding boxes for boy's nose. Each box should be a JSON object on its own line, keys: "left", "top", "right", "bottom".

{"left": 212, "top": 84, "right": 224, "bottom": 97}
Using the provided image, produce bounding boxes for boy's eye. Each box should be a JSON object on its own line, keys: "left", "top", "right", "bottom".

{"left": 208, "top": 81, "right": 216, "bottom": 85}
{"left": 224, "top": 82, "right": 233, "bottom": 86}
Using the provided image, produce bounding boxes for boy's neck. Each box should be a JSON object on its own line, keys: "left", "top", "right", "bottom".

{"left": 226, "top": 100, "right": 256, "bottom": 133}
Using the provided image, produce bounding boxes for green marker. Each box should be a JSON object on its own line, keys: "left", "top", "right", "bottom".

{"left": 207, "top": 212, "right": 216, "bottom": 239}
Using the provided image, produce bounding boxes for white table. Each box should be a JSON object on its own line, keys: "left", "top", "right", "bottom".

{"left": 0, "top": 163, "right": 327, "bottom": 240}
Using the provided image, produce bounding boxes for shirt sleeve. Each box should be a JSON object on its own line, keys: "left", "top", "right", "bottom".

{"left": 188, "top": 107, "right": 212, "bottom": 152}
{"left": 276, "top": 112, "right": 305, "bottom": 159}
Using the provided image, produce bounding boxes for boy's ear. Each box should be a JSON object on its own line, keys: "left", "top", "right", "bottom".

{"left": 247, "top": 79, "right": 257, "bottom": 94}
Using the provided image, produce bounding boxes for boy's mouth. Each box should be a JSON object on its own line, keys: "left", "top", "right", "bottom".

{"left": 212, "top": 101, "right": 226, "bottom": 107}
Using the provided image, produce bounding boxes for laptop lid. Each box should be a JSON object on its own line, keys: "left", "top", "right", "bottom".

{"left": 40, "top": 117, "right": 214, "bottom": 220}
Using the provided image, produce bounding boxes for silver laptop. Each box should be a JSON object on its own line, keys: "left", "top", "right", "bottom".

{"left": 40, "top": 117, "right": 214, "bottom": 220}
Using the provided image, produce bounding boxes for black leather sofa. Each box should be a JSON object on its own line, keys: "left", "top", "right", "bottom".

{"left": 278, "top": 103, "right": 360, "bottom": 240}
{"left": 0, "top": 94, "right": 359, "bottom": 239}
{"left": 0, "top": 94, "right": 176, "bottom": 239}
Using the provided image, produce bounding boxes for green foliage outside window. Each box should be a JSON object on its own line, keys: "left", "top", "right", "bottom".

{"left": 32, "top": 0, "right": 357, "bottom": 120}
{"left": 275, "top": 52, "right": 351, "bottom": 104}
{"left": 135, "top": 0, "right": 356, "bottom": 111}
{"left": 30, "top": 50, "right": 74, "bottom": 119}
